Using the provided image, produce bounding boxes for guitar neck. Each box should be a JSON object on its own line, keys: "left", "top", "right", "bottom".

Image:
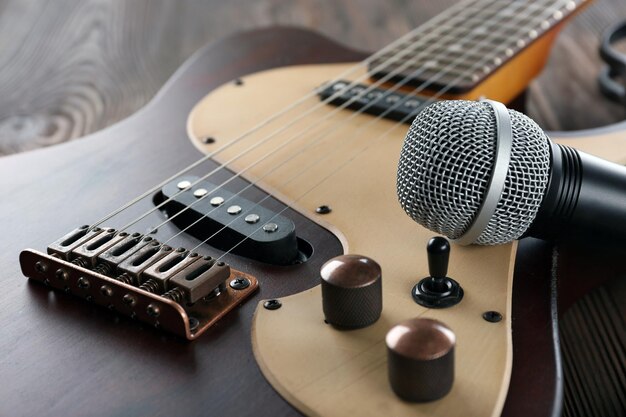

{"left": 368, "top": 0, "right": 588, "bottom": 94}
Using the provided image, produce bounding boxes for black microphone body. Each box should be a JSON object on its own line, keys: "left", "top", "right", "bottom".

{"left": 528, "top": 141, "right": 626, "bottom": 242}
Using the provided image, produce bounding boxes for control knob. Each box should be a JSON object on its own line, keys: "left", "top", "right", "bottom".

{"left": 320, "top": 254, "right": 382, "bottom": 329}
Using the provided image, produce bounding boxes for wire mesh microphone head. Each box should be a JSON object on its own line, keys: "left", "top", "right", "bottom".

{"left": 396, "top": 100, "right": 551, "bottom": 245}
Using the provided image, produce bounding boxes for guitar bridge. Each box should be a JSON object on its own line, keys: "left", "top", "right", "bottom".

{"left": 20, "top": 226, "right": 258, "bottom": 340}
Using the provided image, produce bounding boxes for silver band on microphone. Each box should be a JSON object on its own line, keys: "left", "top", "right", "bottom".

{"left": 454, "top": 100, "right": 512, "bottom": 245}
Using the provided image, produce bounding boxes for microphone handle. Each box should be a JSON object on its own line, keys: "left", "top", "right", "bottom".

{"left": 527, "top": 141, "right": 626, "bottom": 242}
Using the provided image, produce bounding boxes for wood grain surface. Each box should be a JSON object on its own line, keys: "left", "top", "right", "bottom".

{"left": 0, "top": 0, "right": 625, "bottom": 155}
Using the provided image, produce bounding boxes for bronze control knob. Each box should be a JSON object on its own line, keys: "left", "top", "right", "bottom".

{"left": 320, "top": 254, "right": 382, "bottom": 329}
{"left": 386, "top": 318, "right": 455, "bottom": 402}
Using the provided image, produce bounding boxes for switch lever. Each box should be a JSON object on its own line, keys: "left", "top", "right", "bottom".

{"left": 412, "top": 237, "right": 463, "bottom": 308}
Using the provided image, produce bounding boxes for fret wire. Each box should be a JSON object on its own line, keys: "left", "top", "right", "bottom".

{"left": 440, "top": 14, "right": 549, "bottom": 36}
{"left": 206, "top": 0, "right": 573, "bottom": 260}
{"left": 399, "top": 64, "right": 490, "bottom": 81}
{"left": 158, "top": 0, "right": 534, "bottom": 245}
{"left": 397, "top": 0, "right": 553, "bottom": 43}
{"left": 375, "top": 0, "right": 523, "bottom": 56}
{"left": 93, "top": 0, "right": 577, "bottom": 233}
{"left": 417, "top": 47, "right": 490, "bottom": 63}
{"left": 413, "top": 22, "right": 515, "bottom": 48}
{"left": 117, "top": 0, "right": 493, "bottom": 232}
{"left": 410, "top": 0, "right": 486, "bottom": 31}
{"left": 462, "top": 0, "right": 580, "bottom": 16}
{"left": 384, "top": 1, "right": 566, "bottom": 58}
{"left": 376, "top": 0, "right": 578, "bottom": 82}
{"left": 91, "top": 0, "right": 484, "bottom": 230}
{"left": 376, "top": 44, "right": 489, "bottom": 63}
{"left": 459, "top": 1, "right": 580, "bottom": 34}
{"left": 373, "top": 2, "right": 506, "bottom": 63}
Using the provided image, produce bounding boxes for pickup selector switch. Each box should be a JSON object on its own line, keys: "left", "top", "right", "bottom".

{"left": 320, "top": 254, "right": 382, "bottom": 329}
{"left": 412, "top": 237, "right": 463, "bottom": 308}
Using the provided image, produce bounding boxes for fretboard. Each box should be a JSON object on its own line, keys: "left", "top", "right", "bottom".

{"left": 368, "top": 0, "right": 587, "bottom": 93}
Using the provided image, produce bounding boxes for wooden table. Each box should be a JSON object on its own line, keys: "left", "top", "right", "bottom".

{"left": 0, "top": 0, "right": 625, "bottom": 155}
{"left": 0, "top": 2, "right": 624, "bottom": 416}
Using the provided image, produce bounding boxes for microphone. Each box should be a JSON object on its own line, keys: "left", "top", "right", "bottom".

{"left": 396, "top": 99, "right": 626, "bottom": 245}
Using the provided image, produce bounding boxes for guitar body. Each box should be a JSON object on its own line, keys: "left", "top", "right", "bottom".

{"left": 0, "top": 28, "right": 358, "bottom": 417}
{"left": 1, "top": 27, "right": 623, "bottom": 417}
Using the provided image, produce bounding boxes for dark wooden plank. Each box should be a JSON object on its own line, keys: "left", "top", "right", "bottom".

{"left": 0, "top": 0, "right": 625, "bottom": 155}
{"left": 0, "top": 27, "right": 364, "bottom": 417}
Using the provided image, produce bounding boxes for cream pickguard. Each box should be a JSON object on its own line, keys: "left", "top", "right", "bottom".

{"left": 186, "top": 63, "right": 626, "bottom": 417}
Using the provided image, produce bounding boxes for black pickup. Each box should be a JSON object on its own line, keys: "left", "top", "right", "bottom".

{"left": 318, "top": 80, "right": 433, "bottom": 123}
{"left": 157, "top": 177, "right": 300, "bottom": 265}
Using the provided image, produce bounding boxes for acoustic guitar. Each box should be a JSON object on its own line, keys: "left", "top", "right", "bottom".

{"left": 1, "top": 0, "right": 623, "bottom": 416}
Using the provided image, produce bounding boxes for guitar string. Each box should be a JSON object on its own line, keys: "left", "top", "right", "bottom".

{"left": 140, "top": 0, "right": 561, "bottom": 250}
{"left": 121, "top": 0, "right": 555, "bottom": 237}
{"left": 195, "top": 0, "right": 568, "bottom": 258}
{"left": 89, "top": 0, "right": 572, "bottom": 253}
{"left": 147, "top": 2, "right": 506, "bottom": 240}
{"left": 156, "top": 0, "right": 545, "bottom": 248}
{"left": 163, "top": 0, "right": 564, "bottom": 256}
{"left": 87, "top": 0, "right": 477, "bottom": 231}
{"left": 114, "top": 0, "right": 494, "bottom": 233}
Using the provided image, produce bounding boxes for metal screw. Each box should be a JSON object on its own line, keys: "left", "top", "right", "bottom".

{"left": 230, "top": 277, "right": 250, "bottom": 290}
{"left": 202, "top": 137, "right": 216, "bottom": 144}
{"left": 482, "top": 311, "right": 502, "bottom": 323}
{"left": 316, "top": 205, "right": 332, "bottom": 214}
{"left": 77, "top": 277, "right": 90, "bottom": 289}
{"left": 189, "top": 317, "right": 200, "bottom": 331}
{"left": 55, "top": 268, "right": 69, "bottom": 281}
{"left": 227, "top": 205, "right": 242, "bottom": 215}
{"left": 194, "top": 188, "right": 208, "bottom": 198}
{"left": 35, "top": 261, "right": 48, "bottom": 274}
{"left": 147, "top": 303, "right": 161, "bottom": 318}
{"left": 234, "top": 78, "right": 244, "bottom": 86}
{"left": 263, "top": 299, "right": 282, "bottom": 310}
{"left": 263, "top": 223, "right": 279, "bottom": 233}
{"left": 122, "top": 294, "right": 137, "bottom": 307}
{"left": 210, "top": 196, "right": 225, "bottom": 206}
{"left": 100, "top": 285, "right": 113, "bottom": 297}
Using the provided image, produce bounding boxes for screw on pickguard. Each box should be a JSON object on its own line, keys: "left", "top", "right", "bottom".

{"left": 19, "top": 226, "right": 259, "bottom": 340}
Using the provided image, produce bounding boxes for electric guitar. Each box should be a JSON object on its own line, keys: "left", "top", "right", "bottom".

{"left": 1, "top": 0, "right": 623, "bottom": 416}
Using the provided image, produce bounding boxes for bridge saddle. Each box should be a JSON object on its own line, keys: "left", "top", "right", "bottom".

{"left": 20, "top": 226, "right": 258, "bottom": 339}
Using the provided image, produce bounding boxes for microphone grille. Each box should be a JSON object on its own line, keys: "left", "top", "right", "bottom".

{"left": 397, "top": 100, "right": 551, "bottom": 245}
